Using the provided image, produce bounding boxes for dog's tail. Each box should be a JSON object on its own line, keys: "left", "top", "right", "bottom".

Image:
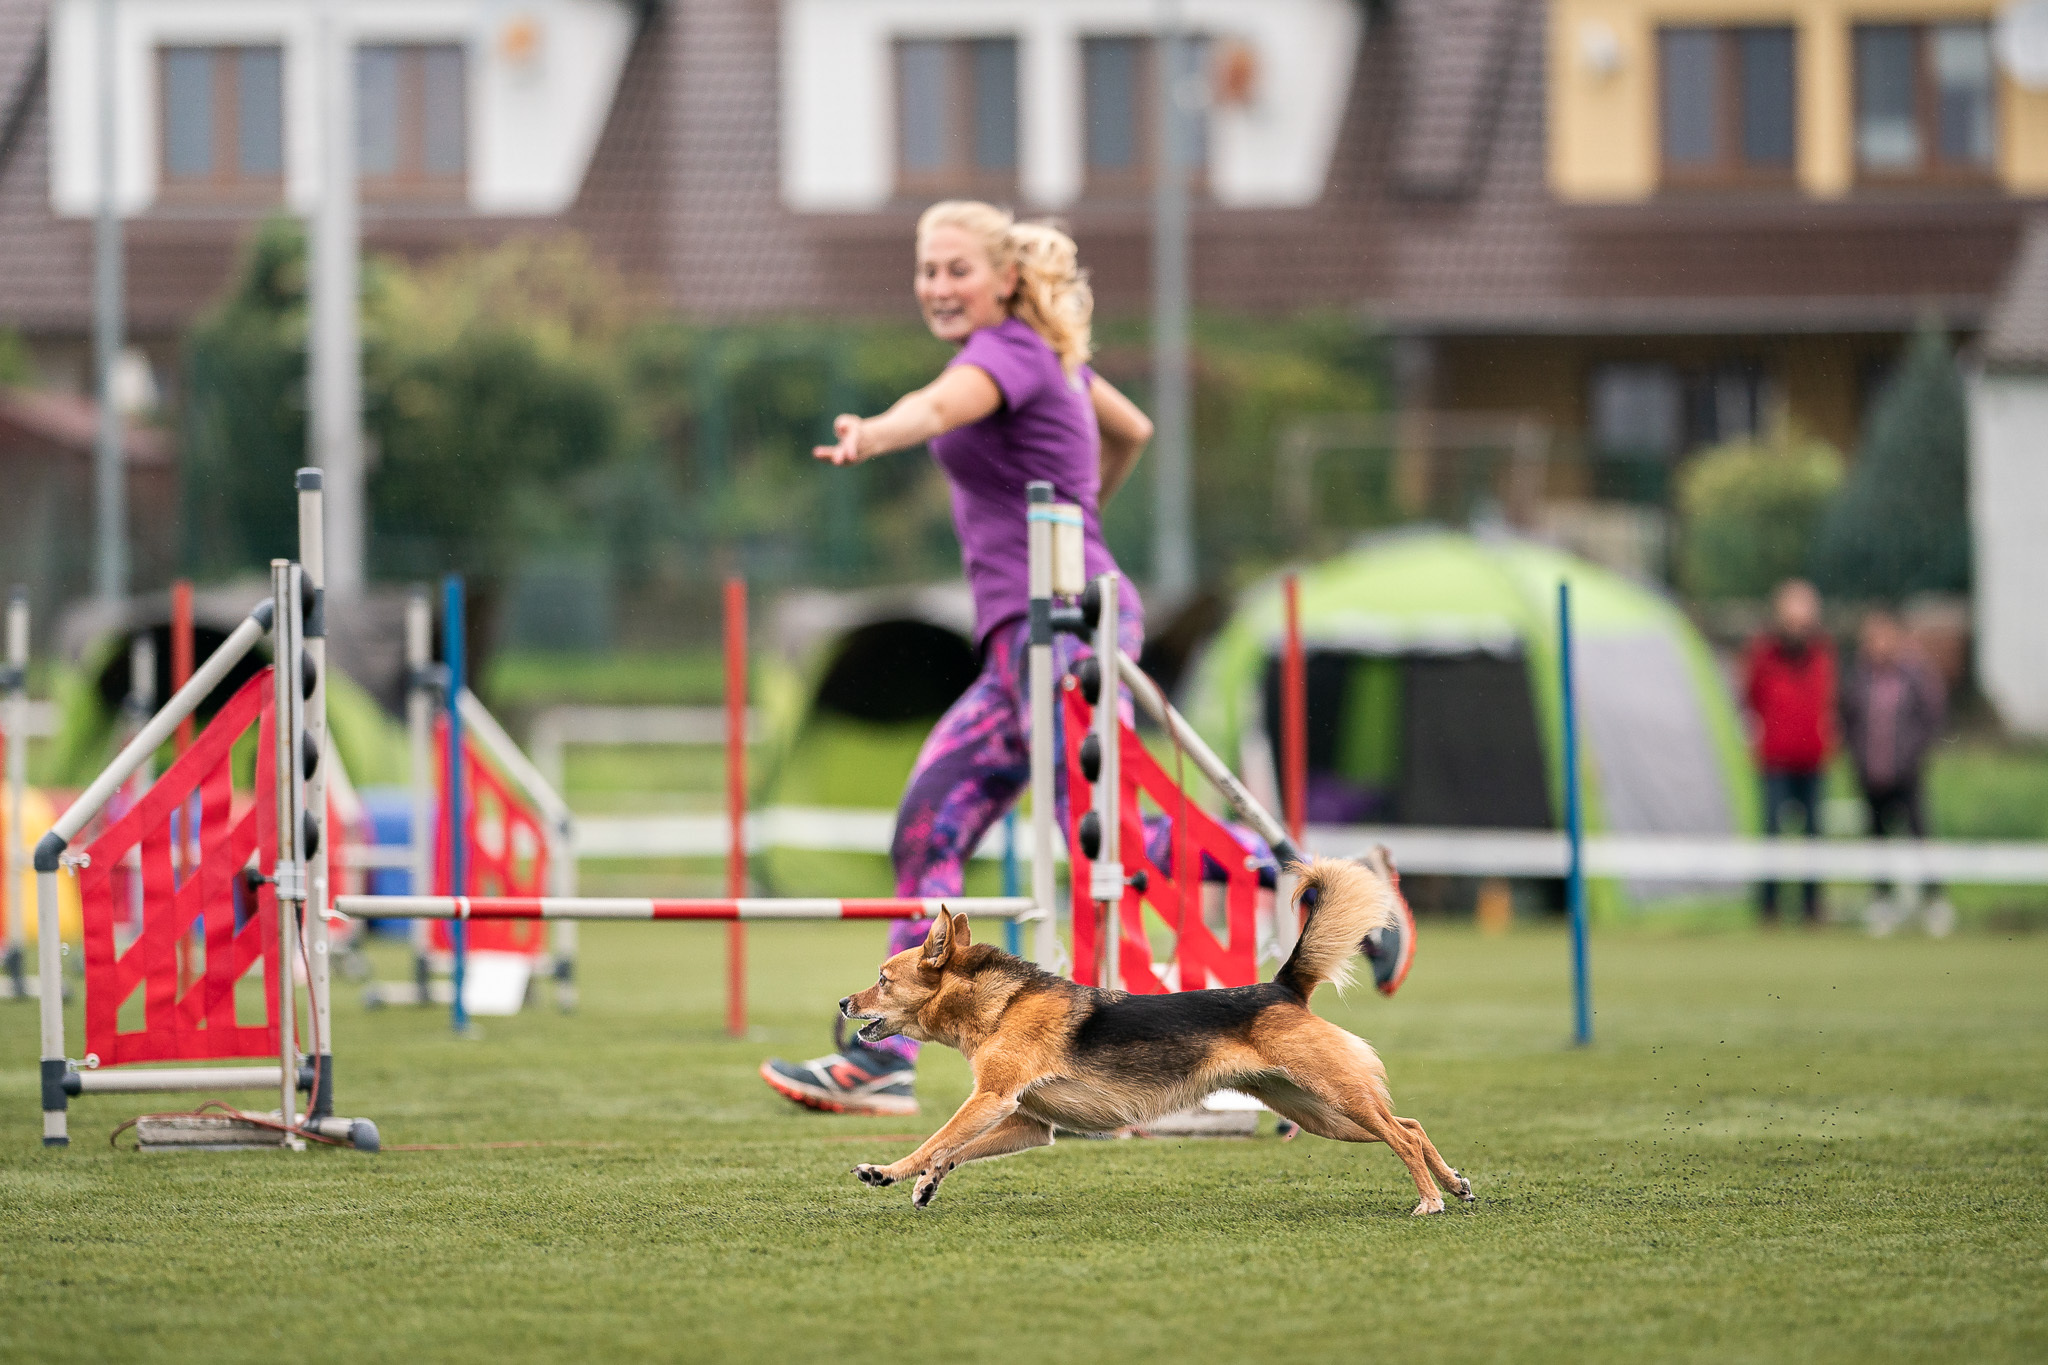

{"left": 1272, "top": 857, "right": 1400, "bottom": 1001}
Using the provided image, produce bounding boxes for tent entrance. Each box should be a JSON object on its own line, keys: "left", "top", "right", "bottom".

{"left": 1260, "top": 649, "right": 1552, "bottom": 830}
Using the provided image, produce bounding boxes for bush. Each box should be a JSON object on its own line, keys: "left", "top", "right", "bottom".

{"left": 1810, "top": 325, "right": 1971, "bottom": 601}
{"left": 1677, "top": 430, "right": 1844, "bottom": 601}
{"left": 181, "top": 225, "right": 649, "bottom": 584}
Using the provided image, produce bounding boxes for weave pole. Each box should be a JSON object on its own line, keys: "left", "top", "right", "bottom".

{"left": 444, "top": 575, "right": 468, "bottom": 1035}
{"left": 724, "top": 577, "right": 748, "bottom": 1038}
{"left": 1281, "top": 572, "right": 1307, "bottom": 846}
{"left": 1559, "top": 580, "right": 1592, "bottom": 1048}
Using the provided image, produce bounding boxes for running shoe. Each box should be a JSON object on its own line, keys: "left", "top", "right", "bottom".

{"left": 759, "top": 1019, "right": 919, "bottom": 1116}
{"left": 1362, "top": 844, "right": 1417, "bottom": 997}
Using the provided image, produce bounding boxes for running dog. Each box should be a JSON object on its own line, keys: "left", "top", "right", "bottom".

{"left": 840, "top": 856, "right": 1473, "bottom": 1214}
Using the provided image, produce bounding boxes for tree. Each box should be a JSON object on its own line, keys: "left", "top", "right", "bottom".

{"left": 1677, "top": 429, "right": 1844, "bottom": 601}
{"left": 1809, "top": 326, "right": 1972, "bottom": 601}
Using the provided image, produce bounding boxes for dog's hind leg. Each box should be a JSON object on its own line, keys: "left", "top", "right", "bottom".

{"left": 1249, "top": 1024, "right": 1449, "bottom": 1215}
{"left": 904, "top": 1113, "right": 1055, "bottom": 1208}
{"left": 1396, "top": 1116, "right": 1473, "bottom": 1203}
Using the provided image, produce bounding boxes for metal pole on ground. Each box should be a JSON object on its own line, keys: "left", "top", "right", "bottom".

{"left": 1150, "top": 0, "right": 1194, "bottom": 606}
{"left": 1559, "top": 581, "right": 1592, "bottom": 1048}
{"left": 171, "top": 580, "right": 196, "bottom": 995}
{"left": 270, "top": 562, "right": 305, "bottom": 1142}
{"left": 1001, "top": 811, "right": 1021, "bottom": 955}
{"left": 91, "top": 0, "right": 126, "bottom": 606}
{"left": 1281, "top": 573, "right": 1307, "bottom": 847}
{"left": 405, "top": 592, "right": 433, "bottom": 1000}
{"left": 4, "top": 589, "right": 25, "bottom": 998}
{"left": 444, "top": 575, "right": 468, "bottom": 1035}
{"left": 724, "top": 577, "right": 748, "bottom": 1038}
{"left": 310, "top": 0, "right": 365, "bottom": 596}
{"left": 1094, "top": 574, "right": 1123, "bottom": 990}
{"left": 296, "top": 472, "right": 334, "bottom": 1114}
{"left": 1025, "top": 483, "right": 1062, "bottom": 970}
{"left": 171, "top": 582, "right": 194, "bottom": 753}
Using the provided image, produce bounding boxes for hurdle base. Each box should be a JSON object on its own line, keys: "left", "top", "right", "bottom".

{"left": 136, "top": 1113, "right": 298, "bottom": 1152}
{"left": 134, "top": 1111, "right": 380, "bottom": 1153}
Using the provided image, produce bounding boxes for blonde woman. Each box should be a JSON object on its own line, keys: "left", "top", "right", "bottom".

{"left": 760, "top": 202, "right": 1161, "bottom": 1116}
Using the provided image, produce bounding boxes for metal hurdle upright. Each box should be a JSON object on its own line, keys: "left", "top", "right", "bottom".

{"left": 33, "top": 469, "right": 374, "bottom": 1150}
{"left": 3, "top": 588, "right": 27, "bottom": 999}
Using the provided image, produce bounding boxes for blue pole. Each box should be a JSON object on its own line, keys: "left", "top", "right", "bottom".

{"left": 1001, "top": 809, "right": 1021, "bottom": 955}
{"left": 1559, "top": 580, "right": 1591, "bottom": 1047}
{"left": 445, "top": 574, "right": 468, "bottom": 1035}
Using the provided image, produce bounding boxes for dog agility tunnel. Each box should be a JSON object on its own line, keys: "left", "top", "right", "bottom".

{"left": 1180, "top": 532, "right": 1759, "bottom": 886}
{"left": 749, "top": 583, "right": 986, "bottom": 895}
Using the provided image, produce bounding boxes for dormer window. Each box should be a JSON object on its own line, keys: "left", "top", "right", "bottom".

{"left": 1854, "top": 23, "right": 1995, "bottom": 181}
{"left": 1658, "top": 26, "right": 1797, "bottom": 189}
{"left": 357, "top": 44, "right": 469, "bottom": 201}
{"left": 158, "top": 45, "right": 284, "bottom": 202}
{"left": 894, "top": 37, "right": 1019, "bottom": 197}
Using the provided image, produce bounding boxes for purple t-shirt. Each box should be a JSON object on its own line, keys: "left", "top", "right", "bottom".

{"left": 928, "top": 317, "right": 1139, "bottom": 646}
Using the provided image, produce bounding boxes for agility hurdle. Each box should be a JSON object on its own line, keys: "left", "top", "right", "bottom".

{"left": 342, "top": 483, "right": 1306, "bottom": 1041}
{"left": 358, "top": 584, "right": 579, "bottom": 1017}
{"left": 33, "top": 470, "right": 376, "bottom": 1151}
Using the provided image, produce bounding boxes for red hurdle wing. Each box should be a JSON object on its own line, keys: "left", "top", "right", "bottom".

{"left": 77, "top": 670, "right": 281, "bottom": 1067}
{"left": 1062, "top": 683, "right": 1261, "bottom": 994}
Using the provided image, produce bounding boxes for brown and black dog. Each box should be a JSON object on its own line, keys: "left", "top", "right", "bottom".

{"left": 840, "top": 856, "right": 1473, "bottom": 1214}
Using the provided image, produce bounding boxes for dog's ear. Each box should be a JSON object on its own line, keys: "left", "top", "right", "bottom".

{"left": 950, "top": 912, "right": 972, "bottom": 948}
{"left": 920, "top": 911, "right": 954, "bottom": 970}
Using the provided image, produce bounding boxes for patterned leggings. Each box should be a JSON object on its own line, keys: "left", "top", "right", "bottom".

{"left": 871, "top": 615, "right": 1270, "bottom": 1061}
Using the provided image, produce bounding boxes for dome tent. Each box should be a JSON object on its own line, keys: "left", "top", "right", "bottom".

{"left": 1182, "top": 532, "right": 1758, "bottom": 894}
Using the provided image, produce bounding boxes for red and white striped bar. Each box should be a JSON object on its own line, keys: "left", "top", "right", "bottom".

{"left": 332, "top": 895, "right": 1041, "bottom": 922}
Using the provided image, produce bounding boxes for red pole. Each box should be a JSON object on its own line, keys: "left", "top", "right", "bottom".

{"left": 171, "top": 580, "right": 194, "bottom": 753}
{"left": 724, "top": 577, "right": 748, "bottom": 1039}
{"left": 1281, "top": 573, "right": 1307, "bottom": 846}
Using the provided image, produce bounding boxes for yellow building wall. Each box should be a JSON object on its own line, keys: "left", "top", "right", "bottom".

{"left": 1550, "top": 0, "right": 2048, "bottom": 200}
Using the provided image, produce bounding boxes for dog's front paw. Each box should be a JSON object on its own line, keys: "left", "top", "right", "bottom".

{"left": 912, "top": 1168, "right": 946, "bottom": 1209}
{"left": 852, "top": 1163, "right": 897, "bottom": 1188}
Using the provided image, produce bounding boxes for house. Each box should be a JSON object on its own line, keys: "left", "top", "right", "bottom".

{"left": 0, "top": 0, "right": 2039, "bottom": 562}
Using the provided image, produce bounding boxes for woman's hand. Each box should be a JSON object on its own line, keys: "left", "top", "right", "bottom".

{"left": 814, "top": 414, "right": 865, "bottom": 465}
{"left": 811, "top": 368, "right": 1002, "bottom": 468}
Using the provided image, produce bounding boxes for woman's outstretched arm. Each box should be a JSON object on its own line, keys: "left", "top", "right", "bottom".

{"left": 1092, "top": 375, "right": 1154, "bottom": 504}
{"left": 813, "top": 365, "right": 1002, "bottom": 466}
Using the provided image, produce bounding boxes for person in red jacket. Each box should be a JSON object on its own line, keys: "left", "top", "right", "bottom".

{"left": 1742, "top": 579, "right": 1836, "bottom": 924}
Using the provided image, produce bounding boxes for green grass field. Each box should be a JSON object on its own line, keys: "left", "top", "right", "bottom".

{"left": 2, "top": 919, "right": 2044, "bottom": 1363}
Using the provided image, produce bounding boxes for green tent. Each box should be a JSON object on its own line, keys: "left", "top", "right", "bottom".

{"left": 1182, "top": 532, "right": 1758, "bottom": 864}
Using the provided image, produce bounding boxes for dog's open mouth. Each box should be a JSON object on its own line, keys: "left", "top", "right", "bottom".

{"left": 855, "top": 1018, "right": 890, "bottom": 1044}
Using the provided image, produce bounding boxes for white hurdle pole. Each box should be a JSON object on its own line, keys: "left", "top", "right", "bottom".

{"left": 296, "top": 471, "right": 335, "bottom": 1117}
{"left": 1092, "top": 574, "right": 1123, "bottom": 990}
{"left": 1024, "top": 484, "right": 1063, "bottom": 970}
{"left": 404, "top": 591, "right": 434, "bottom": 999}
{"left": 269, "top": 562, "right": 306, "bottom": 1147}
{"left": 334, "top": 895, "right": 1039, "bottom": 922}
{"left": 4, "top": 588, "right": 26, "bottom": 998}
{"left": 36, "top": 594, "right": 276, "bottom": 1146}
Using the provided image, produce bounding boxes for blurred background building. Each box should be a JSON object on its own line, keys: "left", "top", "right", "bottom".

{"left": 0, "top": 0, "right": 2039, "bottom": 726}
